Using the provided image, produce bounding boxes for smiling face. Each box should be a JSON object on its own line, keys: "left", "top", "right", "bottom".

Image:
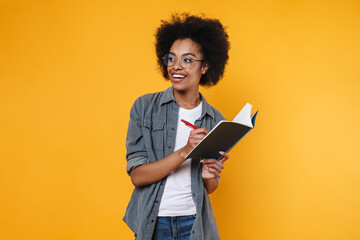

{"left": 167, "top": 38, "right": 208, "bottom": 94}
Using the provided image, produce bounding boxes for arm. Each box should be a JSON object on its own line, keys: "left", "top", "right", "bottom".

{"left": 201, "top": 151, "right": 229, "bottom": 194}
{"left": 130, "top": 128, "right": 209, "bottom": 188}
{"left": 130, "top": 147, "right": 186, "bottom": 187}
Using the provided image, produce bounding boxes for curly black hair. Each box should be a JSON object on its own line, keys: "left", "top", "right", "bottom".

{"left": 155, "top": 13, "right": 230, "bottom": 86}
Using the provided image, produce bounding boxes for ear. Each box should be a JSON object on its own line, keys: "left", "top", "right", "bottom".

{"left": 201, "top": 62, "right": 209, "bottom": 74}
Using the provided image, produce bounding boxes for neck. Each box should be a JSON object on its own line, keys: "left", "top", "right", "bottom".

{"left": 173, "top": 88, "right": 201, "bottom": 109}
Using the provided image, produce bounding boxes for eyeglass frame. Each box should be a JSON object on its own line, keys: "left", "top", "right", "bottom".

{"left": 162, "top": 53, "right": 205, "bottom": 69}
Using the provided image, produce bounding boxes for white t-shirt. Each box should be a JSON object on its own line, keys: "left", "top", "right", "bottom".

{"left": 158, "top": 101, "right": 202, "bottom": 216}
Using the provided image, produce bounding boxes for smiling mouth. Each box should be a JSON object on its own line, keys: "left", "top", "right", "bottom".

{"left": 172, "top": 73, "right": 186, "bottom": 81}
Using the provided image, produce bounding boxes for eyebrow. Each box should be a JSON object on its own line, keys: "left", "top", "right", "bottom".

{"left": 169, "top": 52, "right": 197, "bottom": 57}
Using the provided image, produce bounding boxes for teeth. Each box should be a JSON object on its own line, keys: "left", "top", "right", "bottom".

{"left": 173, "top": 74, "right": 185, "bottom": 78}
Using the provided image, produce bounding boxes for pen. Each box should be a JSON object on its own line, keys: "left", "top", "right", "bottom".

{"left": 181, "top": 119, "right": 198, "bottom": 129}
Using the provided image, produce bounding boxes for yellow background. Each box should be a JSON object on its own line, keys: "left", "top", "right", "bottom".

{"left": 1, "top": 0, "right": 359, "bottom": 239}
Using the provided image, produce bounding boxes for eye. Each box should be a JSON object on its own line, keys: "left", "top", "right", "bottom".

{"left": 183, "top": 57, "right": 193, "bottom": 63}
{"left": 168, "top": 56, "right": 175, "bottom": 62}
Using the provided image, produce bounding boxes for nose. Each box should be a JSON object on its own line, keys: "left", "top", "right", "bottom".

{"left": 172, "top": 58, "right": 183, "bottom": 70}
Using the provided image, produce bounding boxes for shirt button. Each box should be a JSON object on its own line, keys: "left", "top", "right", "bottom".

{"left": 168, "top": 146, "right": 172, "bottom": 149}
{"left": 192, "top": 174, "right": 195, "bottom": 177}
{"left": 151, "top": 219, "right": 155, "bottom": 223}
{"left": 193, "top": 193, "right": 195, "bottom": 196}
{"left": 171, "top": 127, "right": 175, "bottom": 131}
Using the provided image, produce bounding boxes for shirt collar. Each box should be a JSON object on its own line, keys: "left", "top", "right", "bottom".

{"left": 159, "top": 86, "right": 176, "bottom": 105}
{"left": 159, "top": 86, "right": 215, "bottom": 120}
{"left": 199, "top": 92, "right": 215, "bottom": 120}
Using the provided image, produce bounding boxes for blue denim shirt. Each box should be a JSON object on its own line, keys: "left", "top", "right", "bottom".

{"left": 124, "top": 87, "right": 225, "bottom": 240}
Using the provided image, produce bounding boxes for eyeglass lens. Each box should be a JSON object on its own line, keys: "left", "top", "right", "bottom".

{"left": 163, "top": 54, "right": 195, "bottom": 69}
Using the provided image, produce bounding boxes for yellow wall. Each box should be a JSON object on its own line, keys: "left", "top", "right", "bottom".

{"left": 1, "top": 0, "right": 359, "bottom": 239}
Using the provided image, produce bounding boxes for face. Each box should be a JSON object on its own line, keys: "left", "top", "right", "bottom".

{"left": 167, "top": 38, "right": 208, "bottom": 93}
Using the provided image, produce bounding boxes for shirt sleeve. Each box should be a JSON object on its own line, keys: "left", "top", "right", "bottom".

{"left": 125, "top": 97, "right": 149, "bottom": 176}
{"left": 214, "top": 109, "right": 226, "bottom": 182}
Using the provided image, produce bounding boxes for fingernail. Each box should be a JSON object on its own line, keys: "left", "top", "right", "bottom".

{"left": 219, "top": 151, "right": 224, "bottom": 154}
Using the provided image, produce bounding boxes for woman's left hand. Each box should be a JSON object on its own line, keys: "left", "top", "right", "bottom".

{"left": 201, "top": 151, "right": 229, "bottom": 180}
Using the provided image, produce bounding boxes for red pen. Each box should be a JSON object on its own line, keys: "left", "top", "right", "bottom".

{"left": 181, "top": 119, "right": 198, "bottom": 129}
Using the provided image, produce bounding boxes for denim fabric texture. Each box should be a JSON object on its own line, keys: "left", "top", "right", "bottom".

{"left": 124, "top": 87, "right": 225, "bottom": 240}
{"left": 152, "top": 215, "right": 196, "bottom": 240}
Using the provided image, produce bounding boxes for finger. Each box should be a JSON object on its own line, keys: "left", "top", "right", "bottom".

{"left": 192, "top": 134, "right": 206, "bottom": 140}
{"left": 205, "top": 167, "right": 220, "bottom": 177}
{"left": 189, "top": 134, "right": 206, "bottom": 142}
{"left": 200, "top": 159, "right": 218, "bottom": 165}
{"left": 191, "top": 138, "right": 205, "bottom": 146}
{"left": 191, "top": 128, "right": 209, "bottom": 135}
{"left": 219, "top": 151, "right": 229, "bottom": 163}
{"left": 203, "top": 161, "right": 223, "bottom": 173}
{"left": 202, "top": 128, "right": 209, "bottom": 135}
{"left": 219, "top": 151, "right": 229, "bottom": 159}
{"left": 209, "top": 163, "right": 223, "bottom": 173}
{"left": 202, "top": 160, "right": 224, "bottom": 169}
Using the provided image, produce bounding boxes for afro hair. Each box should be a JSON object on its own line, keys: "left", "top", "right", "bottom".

{"left": 155, "top": 13, "right": 230, "bottom": 86}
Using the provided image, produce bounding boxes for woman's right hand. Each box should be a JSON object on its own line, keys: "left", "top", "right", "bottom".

{"left": 131, "top": 127, "right": 209, "bottom": 187}
{"left": 182, "top": 128, "right": 209, "bottom": 156}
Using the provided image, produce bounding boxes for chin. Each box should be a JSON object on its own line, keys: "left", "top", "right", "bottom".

{"left": 172, "top": 83, "right": 186, "bottom": 91}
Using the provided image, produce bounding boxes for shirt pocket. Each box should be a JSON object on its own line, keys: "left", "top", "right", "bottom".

{"left": 143, "top": 119, "right": 165, "bottom": 152}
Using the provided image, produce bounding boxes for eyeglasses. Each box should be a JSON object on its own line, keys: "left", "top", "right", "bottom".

{"left": 163, "top": 53, "right": 205, "bottom": 69}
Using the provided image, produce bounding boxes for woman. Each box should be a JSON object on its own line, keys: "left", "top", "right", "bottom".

{"left": 124, "top": 13, "right": 230, "bottom": 240}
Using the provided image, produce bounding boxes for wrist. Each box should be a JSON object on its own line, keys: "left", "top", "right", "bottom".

{"left": 203, "top": 177, "right": 217, "bottom": 182}
{"left": 203, "top": 178, "right": 218, "bottom": 194}
{"left": 178, "top": 147, "right": 189, "bottom": 160}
